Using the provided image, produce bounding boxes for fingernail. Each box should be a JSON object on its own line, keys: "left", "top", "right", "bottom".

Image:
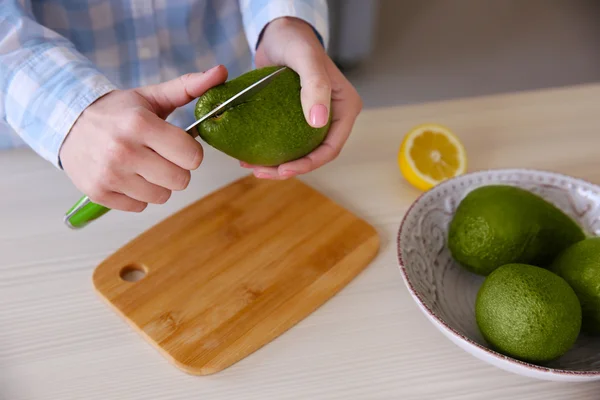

{"left": 205, "top": 64, "right": 221, "bottom": 73}
{"left": 281, "top": 169, "right": 296, "bottom": 177}
{"left": 256, "top": 172, "right": 270, "bottom": 179}
{"left": 310, "top": 104, "right": 328, "bottom": 127}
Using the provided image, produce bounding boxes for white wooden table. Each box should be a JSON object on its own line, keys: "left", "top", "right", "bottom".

{"left": 2, "top": 84, "right": 600, "bottom": 399}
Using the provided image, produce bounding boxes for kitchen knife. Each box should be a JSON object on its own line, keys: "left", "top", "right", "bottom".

{"left": 64, "top": 66, "right": 287, "bottom": 229}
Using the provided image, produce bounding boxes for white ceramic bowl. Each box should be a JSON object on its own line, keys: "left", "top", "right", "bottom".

{"left": 397, "top": 168, "right": 600, "bottom": 382}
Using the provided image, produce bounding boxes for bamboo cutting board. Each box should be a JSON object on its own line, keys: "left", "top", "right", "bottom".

{"left": 92, "top": 175, "right": 380, "bottom": 375}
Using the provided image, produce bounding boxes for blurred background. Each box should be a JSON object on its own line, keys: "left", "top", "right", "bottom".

{"left": 327, "top": 0, "right": 600, "bottom": 108}
{"left": 2, "top": 0, "right": 600, "bottom": 150}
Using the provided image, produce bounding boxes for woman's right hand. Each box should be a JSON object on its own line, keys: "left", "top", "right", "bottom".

{"left": 59, "top": 65, "right": 228, "bottom": 212}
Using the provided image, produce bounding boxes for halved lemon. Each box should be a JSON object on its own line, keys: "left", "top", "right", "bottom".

{"left": 398, "top": 123, "right": 467, "bottom": 191}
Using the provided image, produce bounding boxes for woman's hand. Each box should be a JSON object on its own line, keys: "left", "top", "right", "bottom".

{"left": 250, "top": 17, "right": 363, "bottom": 179}
{"left": 59, "top": 66, "right": 228, "bottom": 211}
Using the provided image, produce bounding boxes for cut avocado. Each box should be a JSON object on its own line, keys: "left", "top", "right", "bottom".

{"left": 194, "top": 66, "right": 331, "bottom": 166}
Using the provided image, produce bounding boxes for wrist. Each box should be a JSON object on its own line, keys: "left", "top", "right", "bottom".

{"left": 258, "top": 16, "right": 324, "bottom": 50}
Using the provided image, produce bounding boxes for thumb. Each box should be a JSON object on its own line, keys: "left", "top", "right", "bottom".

{"left": 286, "top": 52, "right": 331, "bottom": 128}
{"left": 136, "top": 65, "right": 228, "bottom": 118}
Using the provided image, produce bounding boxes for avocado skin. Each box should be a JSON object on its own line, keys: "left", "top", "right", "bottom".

{"left": 448, "top": 185, "right": 586, "bottom": 276}
{"left": 194, "top": 66, "right": 331, "bottom": 166}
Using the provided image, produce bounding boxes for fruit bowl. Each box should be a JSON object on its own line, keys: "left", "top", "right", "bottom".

{"left": 397, "top": 168, "right": 600, "bottom": 382}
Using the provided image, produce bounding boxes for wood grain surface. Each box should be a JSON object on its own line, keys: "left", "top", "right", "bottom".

{"left": 2, "top": 83, "right": 600, "bottom": 399}
{"left": 92, "top": 176, "right": 379, "bottom": 375}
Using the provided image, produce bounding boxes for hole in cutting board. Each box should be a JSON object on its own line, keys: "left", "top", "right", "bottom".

{"left": 119, "top": 264, "right": 147, "bottom": 282}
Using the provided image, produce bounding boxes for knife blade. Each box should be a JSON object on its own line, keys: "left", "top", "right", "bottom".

{"left": 64, "top": 66, "right": 287, "bottom": 229}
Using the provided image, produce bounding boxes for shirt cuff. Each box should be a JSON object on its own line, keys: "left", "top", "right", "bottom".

{"left": 241, "top": 0, "right": 329, "bottom": 56}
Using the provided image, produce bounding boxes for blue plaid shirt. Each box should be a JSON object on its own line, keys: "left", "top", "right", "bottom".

{"left": 0, "top": 0, "right": 328, "bottom": 168}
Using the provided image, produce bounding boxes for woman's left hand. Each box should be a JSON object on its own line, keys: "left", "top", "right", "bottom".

{"left": 248, "top": 16, "right": 363, "bottom": 179}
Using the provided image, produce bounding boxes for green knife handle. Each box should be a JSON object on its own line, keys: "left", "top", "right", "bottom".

{"left": 64, "top": 196, "right": 110, "bottom": 229}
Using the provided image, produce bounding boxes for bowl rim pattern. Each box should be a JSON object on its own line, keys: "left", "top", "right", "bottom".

{"left": 397, "top": 167, "right": 600, "bottom": 376}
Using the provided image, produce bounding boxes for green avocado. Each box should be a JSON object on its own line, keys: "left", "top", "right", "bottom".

{"left": 194, "top": 66, "right": 331, "bottom": 166}
{"left": 447, "top": 185, "right": 586, "bottom": 276}
{"left": 549, "top": 237, "right": 600, "bottom": 334}
{"left": 475, "top": 263, "right": 581, "bottom": 363}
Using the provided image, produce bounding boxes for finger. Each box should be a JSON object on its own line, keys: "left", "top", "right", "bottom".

{"left": 88, "top": 191, "right": 148, "bottom": 213}
{"left": 283, "top": 48, "right": 331, "bottom": 128}
{"left": 140, "top": 110, "right": 204, "bottom": 170}
{"left": 136, "top": 65, "right": 228, "bottom": 118}
{"left": 250, "top": 114, "right": 347, "bottom": 178}
{"left": 239, "top": 160, "right": 294, "bottom": 179}
{"left": 240, "top": 162, "right": 290, "bottom": 180}
{"left": 252, "top": 167, "right": 291, "bottom": 180}
{"left": 238, "top": 161, "right": 287, "bottom": 179}
{"left": 240, "top": 161, "right": 265, "bottom": 169}
{"left": 135, "top": 147, "right": 191, "bottom": 191}
{"left": 278, "top": 106, "right": 356, "bottom": 175}
{"left": 277, "top": 73, "right": 361, "bottom": 175}
{"left": 119, "top": 173, "right": 173, "bottom": 205}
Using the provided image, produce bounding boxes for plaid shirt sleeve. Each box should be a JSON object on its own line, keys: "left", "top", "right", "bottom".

{"left": 0, "top": 1, "right": 117, "bottom": 169}
{"left": 239, "top": 0, "right": 329, "bottom": 54}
